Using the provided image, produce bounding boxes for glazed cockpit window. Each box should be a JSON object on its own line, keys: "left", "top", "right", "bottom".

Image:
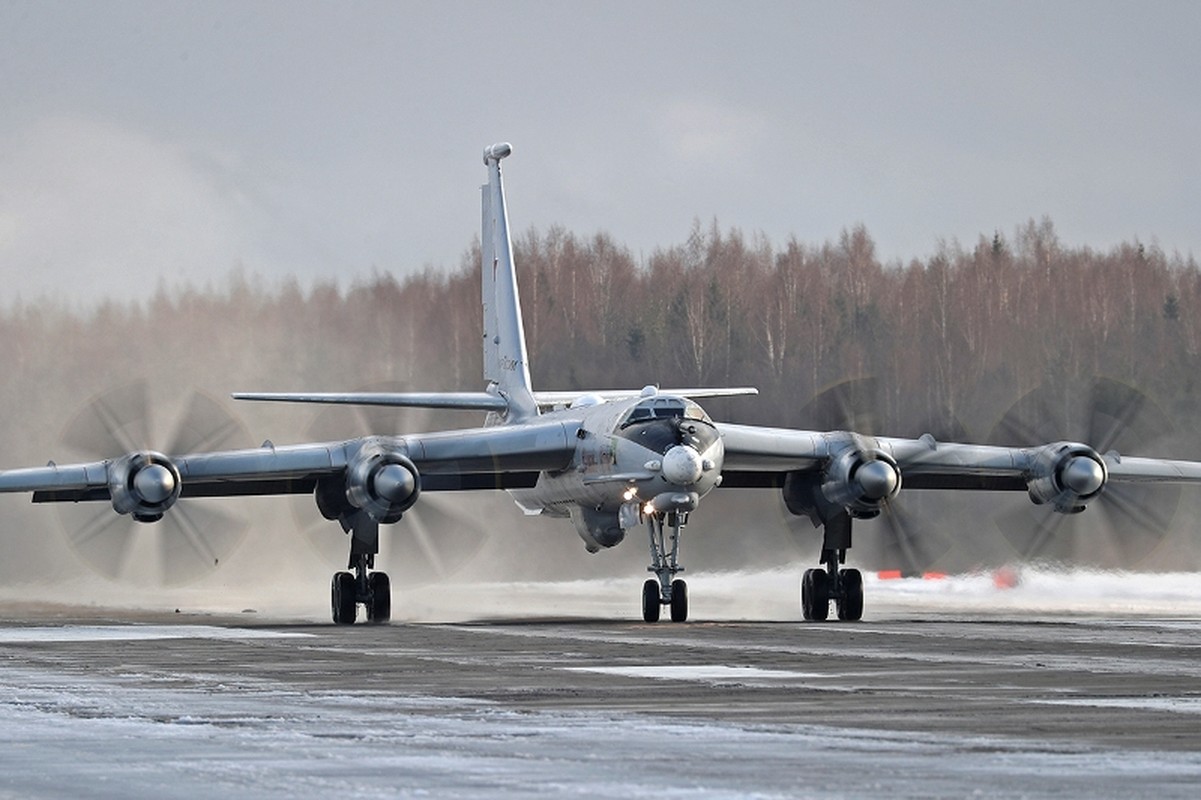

{"left": 620, "top": 397, "right": 710, "bottom": 429}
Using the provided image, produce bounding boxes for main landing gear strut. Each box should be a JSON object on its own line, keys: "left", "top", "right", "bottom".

{"left": 800, "top": 511, "right": 864, "bottom": 622}
{"left": 331, "top": 511, "right": 391, "bottom": 625}
{"left": 643, "top": 511, "right": 689, "bottom": 623}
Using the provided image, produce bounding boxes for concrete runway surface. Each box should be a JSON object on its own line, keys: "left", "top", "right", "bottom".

{"left": 2, "top": 572, "right": 1201, "bottom": 798}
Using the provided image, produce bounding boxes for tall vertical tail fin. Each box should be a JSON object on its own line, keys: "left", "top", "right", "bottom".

{"left": 481, "top": 143, "right": 537, "bottom": 420}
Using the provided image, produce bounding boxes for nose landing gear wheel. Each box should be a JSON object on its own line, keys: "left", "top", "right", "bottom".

{"left": 642, "top": 579, "right": 661, "bottom": 622}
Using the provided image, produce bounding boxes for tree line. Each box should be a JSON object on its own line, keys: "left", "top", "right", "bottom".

{"left": 2, "top": 217, "right": 1199, "bottom": 458}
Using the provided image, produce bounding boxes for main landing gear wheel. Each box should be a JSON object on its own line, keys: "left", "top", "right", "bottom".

{"left": 837, "top": 568, "right": 864, "bottom": 621}
{"left": 670, "top": 579, "right": 689, "bottom": 623}
{"left": 331, "top": 568, "right": 393, "bottom": 625}
{"left": 800, "top": 568, "right": 829, "bottom": 621}
{"left": 332, "top": 571, "right": 356, "bottom": 625}
{"left": 801, "top": 565, "right": 864, "bottom": 622}
{"left": 642, "top": 579, "right": 661, "bottom": 623}
{"left": 367, "top": 572, "right": 392, "bottom": 624}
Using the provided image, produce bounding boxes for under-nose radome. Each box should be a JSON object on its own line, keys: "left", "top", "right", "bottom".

{"left": 661, "top": 445, "right": 704, "bottom": 486}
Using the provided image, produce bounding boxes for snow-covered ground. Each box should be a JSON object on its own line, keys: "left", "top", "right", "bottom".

{"left": 1, "top": 635, "right": 1200, "bottom": 800}
{"left": 4, "top": 570, "right": 1201, "bottom": 797}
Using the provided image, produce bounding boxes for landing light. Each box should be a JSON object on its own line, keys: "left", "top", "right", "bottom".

{"left": 622, "top": 488, "right": 638, "bottom": 501}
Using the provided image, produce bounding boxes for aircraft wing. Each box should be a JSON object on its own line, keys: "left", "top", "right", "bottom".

{"left": 717, "top": 422, "right": 1201, "bottom": 494}
{"left": 0, "top": 419, "right": 582, "bottom": 506}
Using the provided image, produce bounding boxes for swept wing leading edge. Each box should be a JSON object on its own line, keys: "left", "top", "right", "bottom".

{"left": 718, "top": 422, "right": 1201, "bottom": 492}
{"left": 3, "top": 420, "right": 581, "bottom": 505}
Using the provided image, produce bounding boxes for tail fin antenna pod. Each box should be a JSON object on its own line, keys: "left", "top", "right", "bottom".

{"left": 482, "top": 142, "right": 537, "bottom": 421}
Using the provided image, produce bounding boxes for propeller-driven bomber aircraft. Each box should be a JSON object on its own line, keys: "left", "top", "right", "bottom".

{"left": 5, "top": 142, "right": 1201, "bottom": 624}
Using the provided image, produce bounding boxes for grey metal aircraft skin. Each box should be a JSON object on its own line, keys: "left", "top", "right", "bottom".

{"left": 5, "top": 142, "right": 1201, "bottom": 624}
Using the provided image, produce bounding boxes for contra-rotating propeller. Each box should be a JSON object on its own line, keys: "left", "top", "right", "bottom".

{"left": 987, "top": 377, "right": 1180, "bottom": 567}
{"left": 292, "top": 382, "right": 491, "bottom": 586}
{"left": 795, "top": 376, "right": 967, "bottom": 575}
{"left": 55, "top": 381, "right": 252, "bottom": 585}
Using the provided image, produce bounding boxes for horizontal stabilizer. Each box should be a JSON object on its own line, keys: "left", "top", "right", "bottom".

{"left": 232, "top": 392, "right": 509, "bottom": 412}
{"left": 533, "top": 387, "right": 758, "bottom": 409}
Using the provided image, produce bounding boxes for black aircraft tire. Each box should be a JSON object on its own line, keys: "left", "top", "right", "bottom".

{"left": 670, "top": 579, "right": 689, "bottom": 623}
{"left": 367, "top": 572, "right": 392, "bottom": 624}
{"left": 642, "top": 579, "right": 661, "bottom": 623}
{"left": 801, "top": 568, "right": 830, "bottom": 622}
{"left": 837, "top": 568, "right": 864, "bottom": 621}
{"left": 331, "top": 571, "right": 357, "bottom": 625}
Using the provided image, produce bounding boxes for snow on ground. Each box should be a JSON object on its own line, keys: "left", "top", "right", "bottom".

{"left": 408, "top": 566, "right": 1201, "bottom": 624}
{"left": 4, "top": 566, "right": 1201, "bottom": 623}
{"left": 1, "top": 662, "right": 1200, "bottom": 800}
{"left": 4, "top": 571, "right": 1201, "bottom": 797}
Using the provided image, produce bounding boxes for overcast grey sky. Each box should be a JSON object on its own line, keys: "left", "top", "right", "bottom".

{"left": 1, "top": 1, "right": 1197, "bottom": 305}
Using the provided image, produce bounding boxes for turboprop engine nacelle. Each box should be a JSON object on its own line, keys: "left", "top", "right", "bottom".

{"left": 820, "top": 447, "right": 902, "bottom": 519}
{"left": 344, "top": 444, "right": 421, "bottom": 524}
{"left": 1026, "top": 442, "right": 1107, "bottom": 514}
{"left": 108, "top": 451, "right": 182, "bottom": 523}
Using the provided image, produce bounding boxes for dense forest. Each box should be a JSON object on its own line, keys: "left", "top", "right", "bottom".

{"left": 2, "top": 217, "right": 1201, "bottom": 591}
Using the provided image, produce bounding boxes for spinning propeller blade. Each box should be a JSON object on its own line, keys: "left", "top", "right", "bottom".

{"left": 797, "top": 377, "right": 963, "bottom": 574}
{"left": 988, "top": 377, "right": 1180, "bottom": 566}
{"left": 55, "top": 381, "right": 251, "bottom": 585}
{"left": 294, "top": 382, "right": 490, "bottom": 585}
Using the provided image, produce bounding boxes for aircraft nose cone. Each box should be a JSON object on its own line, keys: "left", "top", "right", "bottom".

{"left": 373, "top": 462, "right": 417, "bottom": 503}
{"left": 856, "top": 459, "right": 899, "bottom": 500}
{"left": 1062, "top": 456, "right": 1105, "bottom": 496}
{"left": 661, "top": 445, "right": 704, "bottom": 486}
{"left": 134, "top": 464, "right": 176, "bottom": 505}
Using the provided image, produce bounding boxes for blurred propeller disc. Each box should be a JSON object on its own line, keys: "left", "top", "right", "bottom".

{"left": 800, "top": 376, "right": 884, "bottom": 435}
{"left": 873, "top": 492, "right": 955, "bottom": 577}
{"left": 988, "top": 377, "right": 1179, "bottom": 567}
{"left": 55, "top": 381, "right": 252, "bottom": 585}
{"left": 293, "top": 382, "right": 490, "bottom": 586}
{"left": 793, "top": 377, "right": 962, "bottom": 574}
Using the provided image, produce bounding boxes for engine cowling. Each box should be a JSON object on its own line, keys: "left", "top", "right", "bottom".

{"left": 345, "top": 444, "right": 421, "bottom": 523}
{"left": 108, "top": 451, "right": 182, "bottom": 523}
{"left": 820, "top": 447, "right": 902, "bottom": 519}
{"left": 1026, "top": 442, "right": 1107, "bottom": 514}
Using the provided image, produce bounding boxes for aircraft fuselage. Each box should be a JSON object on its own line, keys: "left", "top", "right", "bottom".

{"left": 508, "top": 393, "right": 724, "bottom": 551}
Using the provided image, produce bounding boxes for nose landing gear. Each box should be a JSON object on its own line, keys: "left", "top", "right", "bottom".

{"left": 643, "top": 511, "right": 689, "bottom": 622}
